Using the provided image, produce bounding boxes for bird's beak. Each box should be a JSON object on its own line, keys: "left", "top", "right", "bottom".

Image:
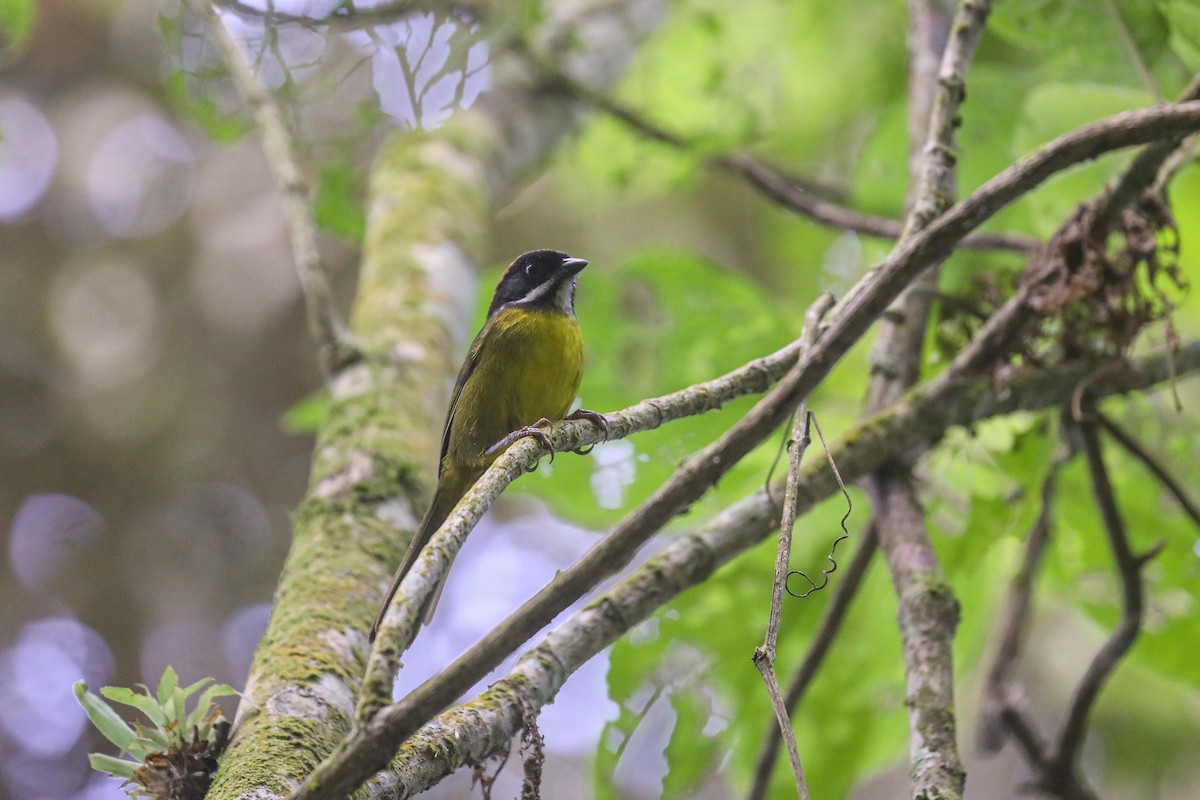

{"left": 561, "top": 257, "right": 588, "bottom": 275}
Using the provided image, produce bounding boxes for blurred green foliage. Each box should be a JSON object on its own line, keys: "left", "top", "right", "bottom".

{"left": 498, "top": 0, "right": 1200, "bottom": 797}
{"left": 0, "top": 0, "right": 34, "bottom": 52}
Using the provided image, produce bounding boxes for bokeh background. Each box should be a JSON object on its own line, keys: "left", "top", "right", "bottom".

{"left": 2, "top": 2, "right": 323, "bottom": 796}
{"left": 4, "top": 1, "right": 1200, "bottom": 799}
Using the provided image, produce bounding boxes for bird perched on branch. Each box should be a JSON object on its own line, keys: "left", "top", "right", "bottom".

{"left": 370, "top": 250, "right": 606, "bottom": 642}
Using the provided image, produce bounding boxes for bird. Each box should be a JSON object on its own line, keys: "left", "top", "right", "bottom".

{"left": 369, "top": 249, "right": 606, "bottom": 642}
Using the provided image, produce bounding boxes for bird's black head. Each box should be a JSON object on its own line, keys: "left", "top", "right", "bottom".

{"left": 488, "top": 249, "right": 588, "bottom": 318}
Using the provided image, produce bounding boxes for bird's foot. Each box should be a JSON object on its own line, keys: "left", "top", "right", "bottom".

{"left": 566, "top": 409, "right": 608, "bottom": 455}
{"left": 484, "top": 418, "right": 556, "bottom": 463}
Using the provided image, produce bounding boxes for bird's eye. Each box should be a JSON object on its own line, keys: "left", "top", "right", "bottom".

{"left": 524, "top": 263, "right": 533, "bottom": 275}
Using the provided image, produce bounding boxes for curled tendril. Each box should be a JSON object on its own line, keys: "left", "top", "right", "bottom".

{"left": 785, "top": 532, "right": 849, "bottom": 598}
{"left": 784, "top": 411, "right": 853, "bottom": 600}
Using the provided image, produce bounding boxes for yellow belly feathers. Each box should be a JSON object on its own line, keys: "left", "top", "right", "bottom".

{"left": 445, "top": 306, "right": 584, "bottom": 469}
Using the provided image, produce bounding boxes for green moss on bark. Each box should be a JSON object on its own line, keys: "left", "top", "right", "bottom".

{"left": 209, "top": 117, "right": 494, "bottom": 800}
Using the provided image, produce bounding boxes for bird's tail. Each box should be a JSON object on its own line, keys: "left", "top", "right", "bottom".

{"left": 369, "top": 469, "right": 475, "bottom": 641}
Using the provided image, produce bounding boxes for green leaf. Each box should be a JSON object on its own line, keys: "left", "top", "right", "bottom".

{"left": 662, "top": 688, "right": 722, "bottom": 797}
{"left": 100, "top": 686, "right": 167, "bottom": 727}
{"left": 74, "top": 682, "right": 137, "bottom": 752}
{"left": 130, "top": 723, "right": 171, "bottom": 755}
{"left": 314, "top": 163, "right": 366, "bottom": 243}
{"left": 281, "top": 389, "right": 329, "bottom": 434}
{"left": 1161, "top": 0, "right": 1200, "bottom": 70}
{"left": 192, "top": 683, "right": 239, "bottom": 733}
{"left": 155, "top": 666, "right": 178, "bottom": 708}
{"left": 1013, "top": 82, "right": 1155, "bottom": 238}
{"left": 172, "top": 685, "right": 186, "bottom": 734}
{"left": 0, "top": 0, "right": 34, "bottom": 52}
{"left": 179, "top": 676, "right": 214, "bottom": 701}
{"left": 163, "top": 70, "right": 250, "bottom": 145}
{"left": 990, "top": 0, "right": 1173, "bottom": 87}
{"left": 88, "top": 753, "right": 139, "bottom": 780}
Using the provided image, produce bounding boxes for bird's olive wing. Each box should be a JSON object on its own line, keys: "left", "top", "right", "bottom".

{"left": 437, "top": 321, "right": 491, "bottom": 475}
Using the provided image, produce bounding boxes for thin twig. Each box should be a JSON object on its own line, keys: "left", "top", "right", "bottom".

{"left": 752, "top": 636, "right": 809, "bottom": 800}
{"left": 1154, "top": 133, "right": 1198, "bottom": 193}
{"left": 1105, "top": 0, "right": 1163, "bottom": 102}
{"left": 750, "top": 294, "right": 834, "bottom": 800}
{"left": 1053, "top": 418, "right": 1162, "bottom": 776}
{"left": 213, "top": 0, "right": 440, "bottom": 32}
{"left": 977, "top": 447, "right": 1070, "bottom": 753}
{"left": 1095, "top": 410, "right": 1200, "bottom": 530}
{"left": 999, "top": 702, "right": 1052, "bottom": 772}
{"left": 469, "top": 747, "right": 508, "bottom": 800}
{"left": 193, "top": 0, "right": 357, "bottom": 376}
{"left": 746, "top": 522, "right": 878, "bottom": 800}
{"left": 785, "top": 414, "right": 852, "bottom": 598}
{"left": 714, "top": 152, "right": 1036, "bottom": 252}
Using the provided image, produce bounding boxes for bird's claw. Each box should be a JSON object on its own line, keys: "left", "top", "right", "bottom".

{"left": 484, "top": 418, "right": 556, "bottom": 462}
{"left": 566, "top": 409, "right": 608, "bottom": 455}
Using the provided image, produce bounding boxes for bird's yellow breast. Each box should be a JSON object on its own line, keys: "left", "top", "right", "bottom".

{"left": 447, "top": 306, "right": 584, "bottom": 466}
